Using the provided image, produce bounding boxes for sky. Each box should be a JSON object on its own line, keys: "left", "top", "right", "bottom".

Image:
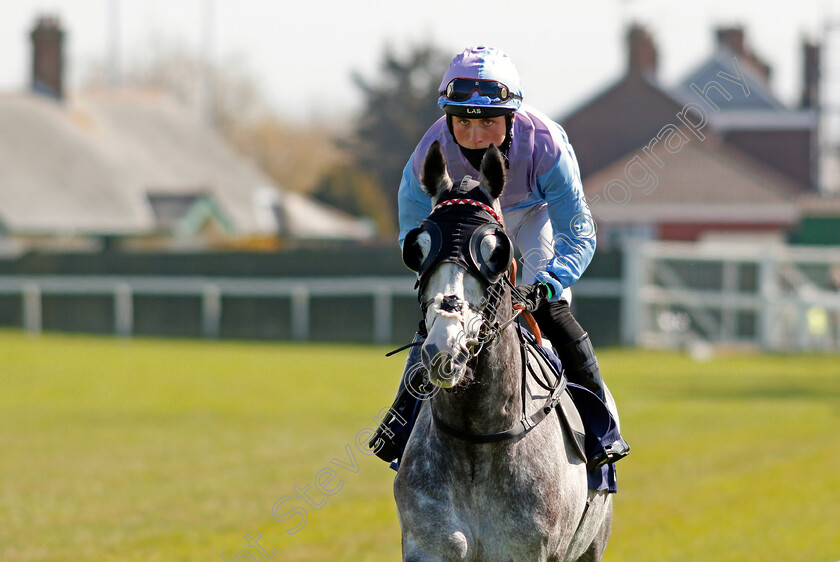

{"left": 0, "top": 0, "right": 838, "bottom": 124}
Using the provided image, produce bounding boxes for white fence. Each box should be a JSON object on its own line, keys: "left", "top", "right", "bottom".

{"left": 0, "top": 276, "right": 417, "bottom": 344}
{"left": 623, "top": 241, "right": 840, "bottom": 351}
{"left": 0, "top": 273, "right": 623, "bottom": 344}
{"left": 2, "top": 241, "right": 839, "bottom": 351}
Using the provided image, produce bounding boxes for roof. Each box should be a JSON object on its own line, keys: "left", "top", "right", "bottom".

{"left": 280, "top": 190, "right": 376, "bottom": 239}
{"left": 559, "top": 73, "right": 686, "bottom": 178}
{"left": 582, "top": 129, "right": 801, "bottom": 224}
{"left": 671, "top": 47, "right": 786, "bottom": 111}
{"left": 668, "top": 47, "right": 815, "bottom": 131}
{"left": 146, "top": 191, "right": 235, "bottom": 236}
{"left": 0, "top": 89, "right": 374, "bottom": 241}
{"left": 0, "top": 93, "right": 149, "bottom": 235}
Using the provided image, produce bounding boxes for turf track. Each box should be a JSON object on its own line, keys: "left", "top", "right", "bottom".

{"left": 1, "top": 331, "right": 838, "bottom": 561}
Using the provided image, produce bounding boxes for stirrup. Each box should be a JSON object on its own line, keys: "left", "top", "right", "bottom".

{"left": 587, "top": 437, "right": 631, "bottom": 471}
{"left": 369, "top": 414, "right": 404, "bottom": 463}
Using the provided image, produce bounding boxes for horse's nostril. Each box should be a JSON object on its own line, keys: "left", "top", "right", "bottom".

{"left": 421, "top": 342, "right": 468, "bottom": 382}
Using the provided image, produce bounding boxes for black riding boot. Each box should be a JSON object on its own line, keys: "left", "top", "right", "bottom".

{"left": 368, "top": 333, "right": 430, "bottom": 465}
{"left": 557, "top": 332, "right": 630, "bottom": 469}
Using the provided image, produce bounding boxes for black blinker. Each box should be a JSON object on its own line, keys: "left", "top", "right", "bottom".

{"left": 412, "top": 198, "right": 511, "bottom": 295}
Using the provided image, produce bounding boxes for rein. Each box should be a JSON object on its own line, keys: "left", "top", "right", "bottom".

{"left": 431, "top": 324, "right": 566, "bottom": 444}
{"left": 430, "top": 260, "right": 562, "bottom": 445}
{"left": 407, "top": 196, "right": 558, "bottom": 445}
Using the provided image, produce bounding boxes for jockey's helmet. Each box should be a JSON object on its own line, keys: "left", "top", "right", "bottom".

{"left": 438, "top": 46, "right": 523, "bottom": 119}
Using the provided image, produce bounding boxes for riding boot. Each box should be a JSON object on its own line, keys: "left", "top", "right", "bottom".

{"left": 557, "top": 332, "right": 630, "bottom": 469}
{"left": 368, "top": 332, "right": 430, "bottom": 465}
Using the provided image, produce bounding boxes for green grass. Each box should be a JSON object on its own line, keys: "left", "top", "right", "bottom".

{"left": 0, "top": 330, "right": 838, "bottom": 561}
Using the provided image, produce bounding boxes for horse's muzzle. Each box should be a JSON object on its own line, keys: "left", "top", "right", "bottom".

{"left": 421, "top": 341, "right": 470, "bottom": 388}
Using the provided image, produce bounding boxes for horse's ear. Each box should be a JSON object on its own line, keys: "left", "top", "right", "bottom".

{"left": 420, "top": 140, "right": 453, "bottom": 199}
{"left": 480, "top": 144, "right": 506, "bottom": 200}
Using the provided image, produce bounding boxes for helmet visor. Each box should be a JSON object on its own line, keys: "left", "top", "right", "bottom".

{"left": 442, "top": 78, "right": 521, "bottom": 104}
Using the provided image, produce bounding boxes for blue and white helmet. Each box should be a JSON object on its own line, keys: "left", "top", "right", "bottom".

{"left": 438, "top": 46, "right": 523, "bottom": 118}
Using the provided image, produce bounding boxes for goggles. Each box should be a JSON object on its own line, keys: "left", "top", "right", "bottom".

{"left": 442, "top": 78, "right": 521, "bottom": 104}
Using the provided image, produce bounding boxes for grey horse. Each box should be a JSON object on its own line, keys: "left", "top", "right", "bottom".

{"left": 394, "top": 141, "right": 612, "bottom": 561}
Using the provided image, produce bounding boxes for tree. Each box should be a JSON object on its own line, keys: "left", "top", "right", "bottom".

{"left": 227, "top": 117, "right": 348, "bottom": 196}
{"left": 311, "top": 164, "right": 395, "bottom": 236}
{"left": 86, "top": 45, "right": 263, "bottom": 135}
{"left": 85, "top": 45, "right": 347, "bottom": 196}
{"left": 349, "top": 43, "right": 451, "bottom": 216}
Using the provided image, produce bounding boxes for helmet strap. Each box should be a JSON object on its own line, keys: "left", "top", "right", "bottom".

{"left": 502, "top": 114, "right": 514, "bottom": 152}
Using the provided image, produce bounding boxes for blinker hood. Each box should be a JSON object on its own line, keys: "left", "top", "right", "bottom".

{"left": 403, "top": 201, "right": 513, "bottom": 294}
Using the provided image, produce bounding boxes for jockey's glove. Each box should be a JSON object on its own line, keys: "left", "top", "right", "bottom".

{"left": 512, "top": 282, "right": 552, "bottom": 313}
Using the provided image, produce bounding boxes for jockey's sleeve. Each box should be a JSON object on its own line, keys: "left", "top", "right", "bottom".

{"left": 397, "top": 155, "right": 433, "bottom": 248}
{"left": 533, "top": 143, "right": 596, "bottom": 299}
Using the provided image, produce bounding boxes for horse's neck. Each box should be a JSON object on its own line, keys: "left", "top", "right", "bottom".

{"left": 433, "top": 313, "right": 523, "bottom": 435}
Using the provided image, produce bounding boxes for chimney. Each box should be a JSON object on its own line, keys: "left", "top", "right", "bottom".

{"left": 30, "top": 16, "right": 65, "bottom": 100}
{"left": 801, "top": 39, "right": 820, "bottom": 109}
{"left": 716, "top": 27, "right": 744, "bottom": 55}
{"left": 716, "top": 26, "right": 771, "bottom": 83}
{"left": 627, "top": 24, "right": 657, "bottom": 80}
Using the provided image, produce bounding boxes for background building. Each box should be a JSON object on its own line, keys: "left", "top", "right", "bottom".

{"left": 0, "top": 16, "right": 374, "bottom": 254}
{"left": 560, "top": 24, "right": 839, "bottom": 247}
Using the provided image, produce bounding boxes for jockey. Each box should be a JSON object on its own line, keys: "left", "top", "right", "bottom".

{"left": 370, "top": 46, "right": 629, "bottom": 469}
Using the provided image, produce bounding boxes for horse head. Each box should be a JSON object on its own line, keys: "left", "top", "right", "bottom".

{"left": 402, "top": 140, "right": 513, "bottom": 389}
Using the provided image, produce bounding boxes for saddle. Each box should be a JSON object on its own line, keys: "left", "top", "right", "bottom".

{"left": 521, "top": 329, "right": 618, "bottom": 493}
{"left": 524, "top": 339, "right": 586, "bottom": 459}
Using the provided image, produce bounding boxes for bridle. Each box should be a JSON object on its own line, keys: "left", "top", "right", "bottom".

{"left": 427, "top": 259, "right": 565, "bottom": 445}
{"left": 403, "top": 197, "right": 564, "bottom": 444}
{"left": 418, "top": 274, "right": 513, "bottom": 362}
{"left": 430, "top": 324, "right": 566, "bottom": 444}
